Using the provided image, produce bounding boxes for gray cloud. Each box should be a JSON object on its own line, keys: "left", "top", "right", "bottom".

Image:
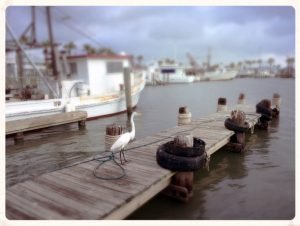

{"left": 6, "top": 6, "right": 295, "bottom": 66}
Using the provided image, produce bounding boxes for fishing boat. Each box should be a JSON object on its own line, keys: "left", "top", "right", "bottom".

{"left": 5, "top": 7, "right": 145, "bottom": 121}
{"left": 5, "top": 52, "right": 145, "bottom": 121}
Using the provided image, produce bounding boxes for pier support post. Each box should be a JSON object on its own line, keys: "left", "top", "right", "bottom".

{"left": 162, "top": 134, "right": 194, "bottom": 202}
{"left": 224, "top": 110, "right": 247, "bottom": 153}
{"left": 226, "top": 132, "right": 245, "bottom": 153}
{"left": 78, "top": 120, "right": 86, "bottom": 130}
{"left": 105, "top": 124, "right": 123, "bottom": 151}
{"left": 271, "top": 93, "right": 281, "bottom": 119}
{"left": 178, "top": 106, "right": 192, "bottom": 126}
{"left": 163, "top": 172, "right": 194, "bottom": 203}
{"left": 123, "top": 67, "right": 132, "bottom": 118}
{"left": 14, "top": 132, "right": 24, "bottom": 144}
{"left": 238, "top": 93, "right": 245, "bottom": 105}
{"left": 256, "top": 99, "right": 272, "bottom": 130}
{"left": 217, "top": 97, "right": 227, "bottom": 112}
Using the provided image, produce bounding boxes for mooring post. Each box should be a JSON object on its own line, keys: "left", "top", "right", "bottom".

{"left": 163, "top": 134, "right": 194, "bottom": 202}
{"left": 238, "top": 93, "right": 245, "bottom": 105}
{"left": 178, "top": 106, "right": 192, "bottom": 126}
{"left": 14, "top": 132, "right": 24, "bottom": 144}
{"left": 271, "top": 93, "right": 281, "bottom": 118}
{"left": 256, "top": 99, "right": 272, "bottom": 129}
{"left": 224, "top": 110, "right": 246, "bottom": 153}
{"left": 123, "top": 67, "right": 133, "bottom": 119}
{"left": 217, "top": 97, "right": 227, "bottom": 112}
{"left": 78, "top": 120, "right": 86, "bottom": 130}
{"left": 105, "top": 124, "right": 123, "bottom": 151}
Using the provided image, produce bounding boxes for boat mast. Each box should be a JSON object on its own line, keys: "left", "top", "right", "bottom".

{"left": 31, "top": 6, "right": 36, "bottom": 44}
{"left": 46, "top": 6, "right": 61, "bottom": 97}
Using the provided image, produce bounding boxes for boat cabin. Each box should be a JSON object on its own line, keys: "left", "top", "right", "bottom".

{"left": 63, "top": 54, "right": 132, "bottom": 98}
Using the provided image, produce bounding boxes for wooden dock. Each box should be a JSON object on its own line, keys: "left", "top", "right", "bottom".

{"left": 6, "top": 105, "right": 260, "bottom": 220}
{"left": 6, "top": 111, "right": 87, "bottom": 143}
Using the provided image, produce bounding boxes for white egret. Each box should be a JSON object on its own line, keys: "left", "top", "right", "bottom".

{"left": 110, "top": 112, "right": 141, "bottom": 164}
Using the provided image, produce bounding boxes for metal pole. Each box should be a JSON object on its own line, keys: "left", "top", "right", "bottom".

{"left": 46, "top": 6, "right": 58, "bottom": 77}
{"left": 16, "top": 48, "right": 24, "bottom": 96}
{"left": 46, "top": 6, "right": 61, "bottom": 97}
{"left": 123, "top": 67, "right": 132, "bottom": 118}
{"left": 31, "top": 6, "right": 36, "bottom": 44}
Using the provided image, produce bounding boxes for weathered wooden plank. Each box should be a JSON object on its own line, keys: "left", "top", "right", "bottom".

{"left": 103, "top": 173, "right": 174, "bottom": 219}
{"left": 6, "top": 111, "right": 87, "bottom": 135}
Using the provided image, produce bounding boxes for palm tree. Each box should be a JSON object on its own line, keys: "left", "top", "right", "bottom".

{"left": 137, "top": 55, "right": 144, "bottom": 66}
{"left": 64, "top": 41, "right": 76, "bottom": 56}
{"left": 267, "top": 57, "right": 275, "bottom": 72}
{"left": 286, "top": 57, "right": 295, "bottom": 68}
{"left": 83, "top": 44, "right": 96, "bottom": 54}
{"left": 98, "top": 47, "right": 116, "bottom": 55}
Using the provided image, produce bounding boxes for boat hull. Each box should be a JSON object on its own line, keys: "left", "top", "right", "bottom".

{"left": 203, "top": 70, "right": 237, "bottom": 81}
{"left": 6, "top": 81, "right": 145, "bottom": 121}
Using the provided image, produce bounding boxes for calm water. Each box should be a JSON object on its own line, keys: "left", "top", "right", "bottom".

{"left": 6, "top": 78, "right": 295, "bottom": 220}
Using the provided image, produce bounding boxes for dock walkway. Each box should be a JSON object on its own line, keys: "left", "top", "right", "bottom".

{"left": 6, "top": 105, "right": 260, "bottom": 220}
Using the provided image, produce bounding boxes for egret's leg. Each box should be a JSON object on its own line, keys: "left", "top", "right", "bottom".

{"left": 122, "top": 149, "right": 128, "bottom": 163}
{"left": 119, "top": 151, "right": 123, "bottom": 165}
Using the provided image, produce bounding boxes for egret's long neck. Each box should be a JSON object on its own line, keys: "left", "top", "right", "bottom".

{"left": 130, "top": 114, "right": 135, "bottom": 140}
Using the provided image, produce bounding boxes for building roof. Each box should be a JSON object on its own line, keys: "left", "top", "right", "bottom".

{"left": 67, "top": 54, "right": 132, "bottom": 60}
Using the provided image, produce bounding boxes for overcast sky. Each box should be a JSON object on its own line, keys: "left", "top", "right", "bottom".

{"left": 6, "top": 6, "right": 295, "bottom": 66}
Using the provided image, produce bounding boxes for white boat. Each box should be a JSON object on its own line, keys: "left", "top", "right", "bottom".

{"left": 202, "top": 68, "right": 237, "bottom": 81}
{"left": 6, "top": 53, "right": 146, "bottom": 121}
{"left": 146, "top": 62, "right": 195, "bottom": 84}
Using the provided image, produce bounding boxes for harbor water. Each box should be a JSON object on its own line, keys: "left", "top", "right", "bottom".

{"left": 6, "top": 78, "right": 295, "bottom": 220}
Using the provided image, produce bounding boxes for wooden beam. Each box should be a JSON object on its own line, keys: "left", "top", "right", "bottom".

{"left": 6, "top": 111, "right": 87, "bottom": 135}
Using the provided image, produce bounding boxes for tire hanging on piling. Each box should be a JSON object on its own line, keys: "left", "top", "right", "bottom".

{"left": 156, "top": 137, "right": 206, "bottom": 171}
{"left": 164, "top": 137, "right": 206, "bottom": 157}
{"left": 156, "top": 148, "right": 206, "bottom": 171}
{"left": 224, "top": 118, "right": 250, "bottom": 133}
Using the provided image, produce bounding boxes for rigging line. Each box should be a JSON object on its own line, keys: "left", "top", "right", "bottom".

{"left": 51, "top": 7, "right": 103, "bottom": 47}
{"left": 35, "top": 6, "right": 102, "bottom": 47}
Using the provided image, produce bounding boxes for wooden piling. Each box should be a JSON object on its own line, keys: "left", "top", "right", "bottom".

{"left": 105, "top": 124, "right": 123, "bottom": 151}
{"left": 217, "top": 97, "right": 227, "bottom": 112}
{"left": 238, "top": 93, "right": 245, "bottom": 105}
{"left": 272, "top": 93, "right": 281, "bottom": 118}
{"left": 123, "top": 67, "right": 132, "bottom": 118}
{"left": 178, "top": 106, "right": 192, "bottom": 125}
{"left": 164, "top": 134, "right": 195, "bottom": 202}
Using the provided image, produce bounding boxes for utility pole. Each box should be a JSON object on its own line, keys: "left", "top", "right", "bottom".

{"left": 46, "top": 6, "right": 61, "bottom": 97}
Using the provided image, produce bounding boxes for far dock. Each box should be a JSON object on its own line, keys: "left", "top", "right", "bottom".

{"left": 6, "top": 104, "right": 260, "bottom": 219}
